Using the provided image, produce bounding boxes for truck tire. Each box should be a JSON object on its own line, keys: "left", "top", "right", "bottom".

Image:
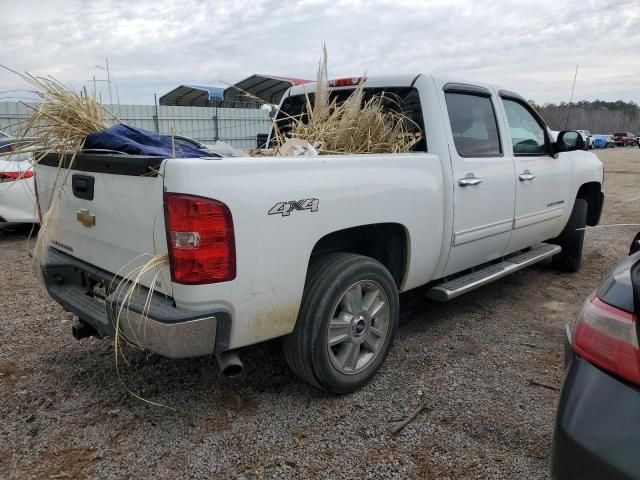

{"left": 283, "top": 253, "right": 399, "bottom": 393}
{"left": 551, "top": 198, "right": 588, "bottom": 273}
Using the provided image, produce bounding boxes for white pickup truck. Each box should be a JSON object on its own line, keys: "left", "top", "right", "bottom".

{"left": 35, "top": 74, "right": 604, "bottom": 393}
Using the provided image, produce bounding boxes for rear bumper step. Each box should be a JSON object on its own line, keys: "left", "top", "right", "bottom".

{"left": 42, "top": 247, "right": 229, "bottom": 358}
{"left": 428, "top": 243, "right": 561, "bottom": 301}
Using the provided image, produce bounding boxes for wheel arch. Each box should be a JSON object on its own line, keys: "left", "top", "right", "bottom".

{"left": 576, "top": 181, "right": 603, "bottom": 227}
{"left": 308, "top": 223, "right": 410, "bottom": 290}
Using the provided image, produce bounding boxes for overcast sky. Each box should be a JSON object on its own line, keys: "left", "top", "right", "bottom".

{"left": 1, "top": 0, "right": 639, "bottom": 105}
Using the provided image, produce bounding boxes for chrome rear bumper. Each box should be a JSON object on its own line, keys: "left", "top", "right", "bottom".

{"left": 42, "top": 247, "right": 230, "bottom": 358}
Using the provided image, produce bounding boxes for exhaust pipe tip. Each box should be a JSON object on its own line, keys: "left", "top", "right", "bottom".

{"left": 216, "top": 351, "right": 244, "bottom": 378}
{"left": 222, "top": 363, "right": 243, "bottom": 377}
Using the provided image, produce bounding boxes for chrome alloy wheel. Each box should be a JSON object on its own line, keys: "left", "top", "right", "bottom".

{"left": 327, "top": 280, "right": 390, "bottom": 375}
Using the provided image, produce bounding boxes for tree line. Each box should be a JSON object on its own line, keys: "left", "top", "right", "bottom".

{"left": 530, "top": 99, "right": 640, "bottom": 134}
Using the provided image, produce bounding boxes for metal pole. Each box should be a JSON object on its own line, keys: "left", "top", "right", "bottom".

{"left": 564, "top": 64, "right": 579, "bottom": 130}
{"left": 153, "top": 93, "right": 160, "bottom": 133}
{"left": 213, "top": 106, "right": 219, "bottom": 142}
{"left": 105, "top": 57, "right": 113, "bottom": 106}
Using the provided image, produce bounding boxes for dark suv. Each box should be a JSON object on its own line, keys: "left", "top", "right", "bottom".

{"left": 612, "top": 132, "right": 636, "bottom": 147}
{"left": 552, "top": 232, "right": 640, "bottom": 479}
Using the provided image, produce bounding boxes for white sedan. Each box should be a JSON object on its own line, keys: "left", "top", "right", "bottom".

{"left": 0, "top": 131, "right": 38, "bottom": 225}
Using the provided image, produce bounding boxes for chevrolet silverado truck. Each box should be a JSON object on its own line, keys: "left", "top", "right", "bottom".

{"left": 35, "top": 75, "right": 604, "bottom": 393}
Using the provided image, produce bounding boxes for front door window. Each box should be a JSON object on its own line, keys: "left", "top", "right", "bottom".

{"left": 502, "top": 99, "right": 546, "bottom": 155}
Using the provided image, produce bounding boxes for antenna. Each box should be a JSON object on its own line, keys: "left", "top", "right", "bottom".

{"left": 564, "top": 64, "right": 579, "bottom": 130}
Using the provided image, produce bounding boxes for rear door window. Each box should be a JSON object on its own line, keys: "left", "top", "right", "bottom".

{"left": 444, "top": 93, "right": 502, "bottom": 157}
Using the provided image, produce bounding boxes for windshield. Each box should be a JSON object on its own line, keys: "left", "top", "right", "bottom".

{"left": 276, "top": 86, "right": 427, "bottom": 151}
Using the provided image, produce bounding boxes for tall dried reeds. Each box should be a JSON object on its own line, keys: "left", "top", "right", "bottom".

{"left": 0, "top": 67, "right": 116, "bottom": 267}
{"left": 271, "top": 47, "right": 422, "bottom": 155}
{"left": 109, "top": 253, "right": 174, "bottom": 410}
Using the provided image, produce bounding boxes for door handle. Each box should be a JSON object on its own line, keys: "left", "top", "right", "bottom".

{"left": 458, "top": 174, "right": 482, "bottom": 187}
{"left": 519, "top": 170, "right": 536, "bottom": 182}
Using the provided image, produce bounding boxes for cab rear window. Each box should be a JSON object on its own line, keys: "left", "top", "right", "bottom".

{"left": 277, "top": 87, "right": 427, "bottom": 152}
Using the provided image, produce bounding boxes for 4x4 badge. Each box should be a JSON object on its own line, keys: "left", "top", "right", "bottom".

{"left": 268, "top": 198, "right": 319, "bottom": 217}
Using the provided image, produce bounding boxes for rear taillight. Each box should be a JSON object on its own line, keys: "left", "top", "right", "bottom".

{"left": 164, "top": 193, "right": 236, "bottom": 285}
{"left": 0, "top": 170, "right": 33, "bottom": 182}
{"left": 573, "top": 294, "right": 640, "bottom": 385}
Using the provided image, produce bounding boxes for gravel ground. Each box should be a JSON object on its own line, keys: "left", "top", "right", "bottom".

{"left": 1, "top": 147, "right": 639, "bottom": 479}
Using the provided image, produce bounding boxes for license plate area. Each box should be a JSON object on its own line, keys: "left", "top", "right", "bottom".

{"left": 90, "top": 280, "right": 108, "bottom": 304}
{"left": 85, "top": 273, "right": 114, "bottom": 305}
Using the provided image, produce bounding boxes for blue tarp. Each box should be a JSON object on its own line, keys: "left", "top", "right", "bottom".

{"left": 593, "top": 136, "right": 608, "bottom": 148}
{"left": 83, "top": 124, "right": 212, "bottom": 158}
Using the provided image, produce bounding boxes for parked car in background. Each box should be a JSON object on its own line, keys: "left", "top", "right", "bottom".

{"left": 592, "top": 134, "right": 615, "bottom": 149}
{"left": 613, "top": 132, "right": 636, "bottom": 146}
{"left": 552, "top": 232, "right": 640, "bottom": 479}
{"left": 0, "top": 131, "right": 38, "bottom": 226}
{"left": 576, "top": 130, "right": 594, "bottom": 149}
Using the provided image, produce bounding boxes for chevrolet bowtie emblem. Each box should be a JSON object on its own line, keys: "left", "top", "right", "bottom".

{"left": 76, "top": 209, "right": 96, "bottom": 228}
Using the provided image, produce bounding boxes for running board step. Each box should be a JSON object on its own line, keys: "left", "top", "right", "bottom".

{"left": 428, "top": 243, "right": 561, "bottom": 301}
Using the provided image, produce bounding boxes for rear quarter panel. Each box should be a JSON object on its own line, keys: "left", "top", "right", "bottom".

{"left": 164, "top": 153, "right": 444, "bottom": 349}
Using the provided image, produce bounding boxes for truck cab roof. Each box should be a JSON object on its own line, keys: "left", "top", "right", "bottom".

{"left": 284, "top": 74, "right": 502, "bottom": 98}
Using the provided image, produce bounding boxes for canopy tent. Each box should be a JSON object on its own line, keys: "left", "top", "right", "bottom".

{"left": 225, "top": 74, "right": 311, "bottom": 106}
{"left": 159, "top": 75, "right": 312, "bottom": 108}
{"left": 159, "top": 84, "right": 225, "bottom": 107}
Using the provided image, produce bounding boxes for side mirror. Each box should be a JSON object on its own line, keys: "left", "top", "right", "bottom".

{"left": 555, "top": 131, "right": 586, "bottom": 153}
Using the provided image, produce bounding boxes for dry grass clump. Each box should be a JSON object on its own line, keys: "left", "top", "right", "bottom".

{"left": 110, "top": 253, "right": 174, "bottom": 410}
{"left": 0, "top": 67, "right": 116, "bottom": 267}
{"left": 1, "top": 69, "right": 175, "bottom": 406}
{"left": 14, "top": 73, "right": 113, "bottom": 149}
{"left": 271, "top": 47, "right": 422, "bottom": 155}
{"left": 277, "top": 93, "right": 421, "bottom": 154}
{"left": 2, "top": 67, "right": 114, "bottom": 158}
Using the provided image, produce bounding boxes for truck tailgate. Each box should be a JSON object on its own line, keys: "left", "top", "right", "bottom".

{"left": 35, "top": 153, "right": 171, "bottom": 296}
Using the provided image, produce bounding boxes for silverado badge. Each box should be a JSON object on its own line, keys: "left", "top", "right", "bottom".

{"left": 76, "top": 209, "right": 96, "bottom": 228}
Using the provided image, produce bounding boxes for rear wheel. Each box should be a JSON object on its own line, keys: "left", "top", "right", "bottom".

{"left": 551, "top": 198, "right": 588, "bottom": 272}
{"left": 283, "top": 253, "right": 399, "bottom": 393}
